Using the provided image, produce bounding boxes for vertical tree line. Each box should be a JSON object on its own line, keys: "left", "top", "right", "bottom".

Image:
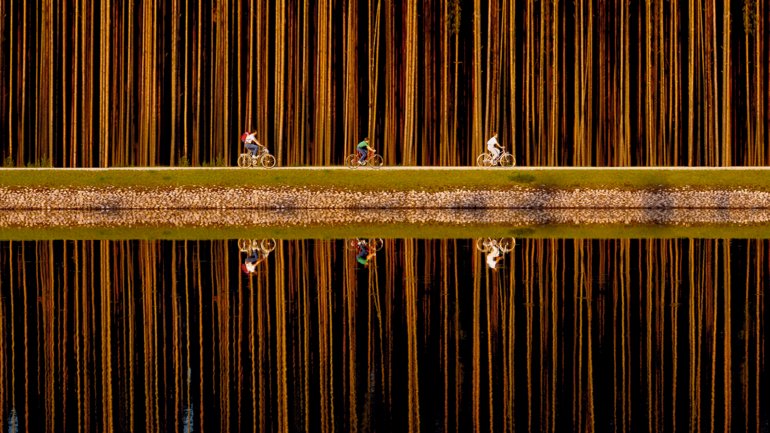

{"left": 0, "top": 0, "right": 767, "bottom": 167}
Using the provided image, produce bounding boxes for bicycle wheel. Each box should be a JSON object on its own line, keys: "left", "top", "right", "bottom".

{"left": 498, "top": 238, "right": 515, "bottom": 252}
{"left": 237, "top": 154, "right": 251, "bottom": 168}
{"left": 260, "top": 238, "right": 277, "bottom": 253}
{"left": 499, "top": 153, "right": 515, "bottom": 167}
{"left": 237, "top": 239, "right": 251, "bottom": 252}
{"left": 370, "top": 238, "right": 384, "bottom": 251}
{"left": 475, "top": 238, "right": 489, "bottom": 252}
{"left": 345, "top": 154, "right": 359, "bottom": 168}
{"left": 476, "top": 153, "right": 492, "bottom": 167}
{"left": 260, "top": 153, "right": 276, "bottom": 168}
{"left": 370, "top": 154, "right": 384, "bottom": 168}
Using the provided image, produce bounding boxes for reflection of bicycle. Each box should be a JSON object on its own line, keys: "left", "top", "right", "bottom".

{"left": 476, "top": 148, "right": 515, "bottom": 167}
{"left": 346, "top": 150, "right": 383, "bottom": 168}
{"left": 238, "top": 238, "right": 277, "bottom": 253}
{"left": 347, "top": 238, "right": 384, "bottom": 252}
{"left": 475, "top": 238, "right": 516, "bottom": 253}
{"left": 237, "top": 148, "right": 276, "bottom": 168}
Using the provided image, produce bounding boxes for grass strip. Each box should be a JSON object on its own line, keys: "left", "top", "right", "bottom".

{"left": 2, "top": 222, "right": 770, "bottom": 240}
{"left": 2, "top": 167, "right": 770, "bottom": 191}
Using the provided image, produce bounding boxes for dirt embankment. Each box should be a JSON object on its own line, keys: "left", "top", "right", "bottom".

{"left": 1, "top": 186, "right": 770, "bottom": 210}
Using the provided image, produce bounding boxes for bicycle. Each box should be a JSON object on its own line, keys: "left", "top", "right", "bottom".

{"left": 475, "top": 238, "right": 516, "bottom": 253}
{"left": 347, "top": 238, "right": 384, "bottom": 252}
{"left": 346, "top": 150, "right": 383, "bottom": 168}
{"left": 238, "top": 238, "right": 277, "bottom": 254}
{"left": 237, "top": 148, "right": 276, "bottom": 168}
{"left": 476, "top": 148, "right": 515, "bottom": 167}
{"left": 239, "top": 238, "right": 275, "bottom": 274}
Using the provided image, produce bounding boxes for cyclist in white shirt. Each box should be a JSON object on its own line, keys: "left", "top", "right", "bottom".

{"left": 487, "top": 132, "right": 503, "bottom": 164}
{"left": 242, "top": 131, "right": 265, "bottom": 156}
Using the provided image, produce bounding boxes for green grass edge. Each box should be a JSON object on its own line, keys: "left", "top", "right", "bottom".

{"left": 2, "top": 222, "right": 770, "bottom": 240}
{"left": 2, "top": 167, "right": 770, "bottom": 191}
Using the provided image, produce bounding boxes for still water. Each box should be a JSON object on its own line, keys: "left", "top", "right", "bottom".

{"left": 0, "top": 238, "right": 767, "bottom": 432}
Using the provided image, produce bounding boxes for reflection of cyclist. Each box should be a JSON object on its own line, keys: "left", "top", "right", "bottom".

{"left": 484, "top": 239, "right": 503, "bottom": 269}
{"left": 241, "top": 249, "right": 268, "bottom": 274}
{"left": 357, "top": 137, "right": 375, "bottom": 165}
{"left": 356, "top": 241, "right": 376, "bottom": 267}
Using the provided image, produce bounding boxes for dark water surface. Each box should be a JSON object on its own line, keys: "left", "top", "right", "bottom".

{"left": 0, "top": 238, "right": 767, "bottom": 432}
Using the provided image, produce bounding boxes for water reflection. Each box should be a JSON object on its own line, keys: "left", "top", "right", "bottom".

{"left": 7, "top": 408, "right": 18, "bottom": 433}
{"left": 476, "top": 237, "right": 516, "bottom": 269}
{"left": 238, "top": 239, "right": 275, "bottom": 274}
{"left": 0, "top": 239, "right": 767, "bottom": 432}
{"left": 347, "top": 238, "right": 383, "bottom": 268}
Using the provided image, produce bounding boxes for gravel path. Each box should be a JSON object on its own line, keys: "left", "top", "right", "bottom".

{"left": 2, "top": 208, "right": 770, "bottom": 229}
{"left": 1, "top": 185, "right": 770, "bottom": 210}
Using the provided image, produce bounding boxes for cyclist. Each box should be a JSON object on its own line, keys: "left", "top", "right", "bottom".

{"left": 241, "top": 131, "right": 264, "bottom": 156}
{"left": 486, "top": 132, "right": 503, "bottom": 164}
{"left": 357, "top": 137, "right": 375, "bottom": 165}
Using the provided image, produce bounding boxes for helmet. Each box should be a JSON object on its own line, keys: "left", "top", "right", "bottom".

{"left": 241, "top": 264, "right": 249, "bottom": 274}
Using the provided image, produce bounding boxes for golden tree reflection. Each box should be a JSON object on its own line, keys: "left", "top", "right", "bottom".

{"left": 0, "top": 238, "right": 766, "bottom": 432}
